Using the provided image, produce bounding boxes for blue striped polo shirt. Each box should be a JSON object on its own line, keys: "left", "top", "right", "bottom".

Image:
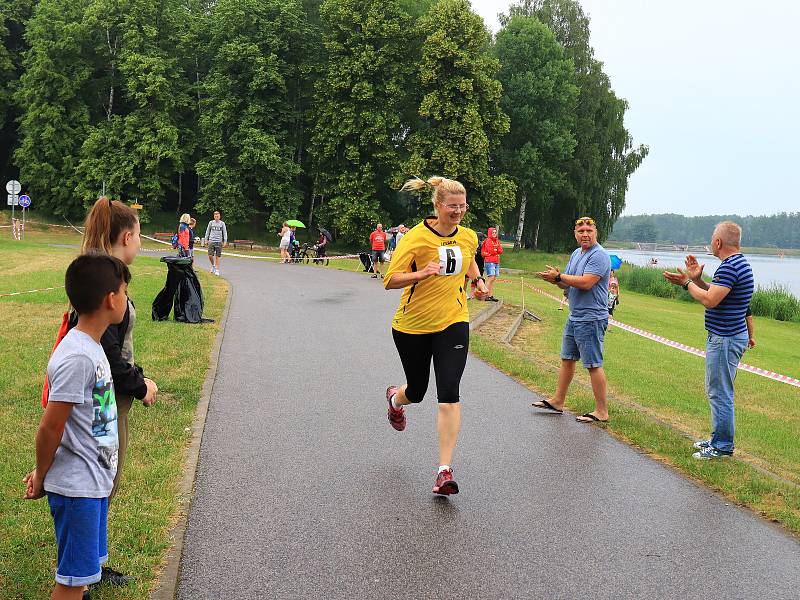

{"left": 705, "top": 254, "right": 754, "bottom": 336}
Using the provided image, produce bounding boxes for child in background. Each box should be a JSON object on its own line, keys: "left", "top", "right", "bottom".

{"left": 188, "top": 217, "right": 197, "bottom": 260}
{"left": 25, "top": 253, "right": 131, "bottom": 600}
{"left": 607, "top": 270, "right": 620, "bottom": 316}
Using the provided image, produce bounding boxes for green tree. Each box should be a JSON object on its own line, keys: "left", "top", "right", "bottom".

{"left": 502, "top": 0, "right": 648, "bottom": 250}
{"left": 631, "top": 217, "right": 657, "bottom": 242}
{"left": 14, "top": 0, "right": 93, "bottom": 217}
{"left": 310, "top": 0, "right": 414, "bottom": 244}
{"left": 1, "top": 0, "right": 36, "bottom": 183}
{"left": 404, "top": 0, "right": 515, "bottom": 227}
{"left": 195, "top": 0, "right": 306, "bottom": 227}
{"left": 75, "top": 0, "right": 192, "bottom": 213}
{"left": 494, "top": 16, "right": 578, "bottom": 250}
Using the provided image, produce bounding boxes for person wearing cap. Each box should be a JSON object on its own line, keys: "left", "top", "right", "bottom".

{"left": 534, "top": 216, "right": 611, "bottom": 423}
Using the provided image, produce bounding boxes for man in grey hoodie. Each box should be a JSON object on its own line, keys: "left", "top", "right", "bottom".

{"left": 204, "top": 210, "right": 228, "bottom": 275}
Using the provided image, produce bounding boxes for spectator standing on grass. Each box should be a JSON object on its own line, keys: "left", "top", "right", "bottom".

{"left": 607, "top": 270, "right": 620, "bottom": 316}
{"left": 481, "top": 227, "right": 503, "bottom": 302}
{"left": 25, "top": 253, "right": 132, "bottom": 600}
{"left": 68, "top": 197, "right": 158, "bottom": 587}
{"left": 663, "top": 221, "right": 754, "bottom": 459}
{"left": 396, "top": 224, "right": 407, "bottom": 247}
{"left": 204, "top": 210, "right": 227, "bottom": 276}
{"left": 370, "top": 223, "right": 387, "bottom": 279}
{"left": 534, "top": 216, "right": 611, "bottom": 424}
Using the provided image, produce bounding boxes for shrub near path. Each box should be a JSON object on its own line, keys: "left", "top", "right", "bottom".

{"left": 0, "top": 236, "right": 228, "bottom": 600}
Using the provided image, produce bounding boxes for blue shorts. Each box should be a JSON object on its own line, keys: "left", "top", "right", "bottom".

{"left": 560, "top": 318, "right": 608, "bottom": 368}
{"left": 485, "top": 262, "right": 500, "bottom": 277}
{"left": 47, "top": 493, "right": 108, "bottom": 587}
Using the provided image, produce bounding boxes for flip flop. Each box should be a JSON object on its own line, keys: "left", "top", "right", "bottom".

{"left": 531, "top": 399, "right": 563, "bottom": 414}
{"left": 576, "top": 412, "right": 608, "bottom": 423}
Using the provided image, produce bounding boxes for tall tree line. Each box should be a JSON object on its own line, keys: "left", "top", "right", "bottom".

{"left": 1, "top": 0, "right": 645, "bottom": 248}
{"left": 609, "top": 213, "right": 800, "bottom": 249}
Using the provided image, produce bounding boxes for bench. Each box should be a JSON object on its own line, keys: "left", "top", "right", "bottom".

{"left": 233, "top": 239, "right": 255, "bottom": 249}
{"left": 152, "top": 232, "right": 174, "bottom": 242}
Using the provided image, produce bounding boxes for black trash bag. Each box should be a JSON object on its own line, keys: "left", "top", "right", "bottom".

{"left": 358, "top": 252, "right": 374, "bottom": 273}
{"left": 174, "top": 263, "right": 204, "bottom": 323}
{"left": 152, "top": 256, "right": 204, "bottom": 323}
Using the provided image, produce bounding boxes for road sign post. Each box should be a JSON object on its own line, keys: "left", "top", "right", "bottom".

{"left": 6, "top": 181, "right": 21, "bottom": 239}
{"left": 18, "top": 195, "right": 31, "bottom": 240}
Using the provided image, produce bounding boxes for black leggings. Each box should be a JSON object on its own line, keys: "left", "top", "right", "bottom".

{"left": 392, "top": 322, "right": 469, "bottom": 404}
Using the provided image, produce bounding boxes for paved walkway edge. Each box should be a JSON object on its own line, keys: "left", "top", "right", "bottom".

{"left": 150, "top": 282, "right": 233, "bottom": 600}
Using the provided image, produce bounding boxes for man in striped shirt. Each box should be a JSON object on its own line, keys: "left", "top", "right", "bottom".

{"left": 664, "top": 221, "right": 754, "bottom": 459}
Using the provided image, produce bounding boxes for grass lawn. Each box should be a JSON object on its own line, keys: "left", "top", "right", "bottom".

{"left": 0, "top": 225, "right": 228, "bottom": 599}
{"left": 464, "top": 247, "right": 800, "bottom": 535}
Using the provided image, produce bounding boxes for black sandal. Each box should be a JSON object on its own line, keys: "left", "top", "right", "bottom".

{"left": 531, "top": 399, "right": 563, "bottom": 414}
{"left": 576, "top": 412, "right": 608, "bottom": 423}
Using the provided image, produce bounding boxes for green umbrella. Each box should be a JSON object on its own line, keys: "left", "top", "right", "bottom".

{"left": 286, "top": 219, "right": 305, "bottom": 228}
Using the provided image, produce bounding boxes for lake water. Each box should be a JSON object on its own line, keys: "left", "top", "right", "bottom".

{"left": 609, "top": 249, "right": 800, "bottom": 297}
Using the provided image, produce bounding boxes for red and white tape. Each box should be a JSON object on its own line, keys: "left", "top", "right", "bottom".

{"left": 497, "top": 278, "right": 800, "bottom": 389}
{"left": 0, "top": 271, "right": 161, "bottom": 299}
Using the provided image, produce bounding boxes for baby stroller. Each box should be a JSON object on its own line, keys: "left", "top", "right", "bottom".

{"left": 289, "top": 239, "right": 302, "bottom": 263}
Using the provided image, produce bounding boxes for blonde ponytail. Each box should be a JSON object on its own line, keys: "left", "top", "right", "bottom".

{"left": 400, "top": 176, "right": 466, "bottom": 216}
{"left": 82, "top": 196, "right": 138, "bottom": 255}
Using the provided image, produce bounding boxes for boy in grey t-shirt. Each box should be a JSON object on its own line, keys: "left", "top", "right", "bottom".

{"left": 25, "top": 253, "right": 130, "bottom": 599}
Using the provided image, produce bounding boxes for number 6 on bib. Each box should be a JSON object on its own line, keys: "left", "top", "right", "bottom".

{"left": 438, "top": 246, "right": 463, "bottom": 276}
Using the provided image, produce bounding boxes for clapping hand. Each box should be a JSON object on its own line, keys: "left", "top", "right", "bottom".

{"left": 685, "top": 255, "right": 705, "bottom": 281}
{"left": 537, "top": 265, "right": 560, "bottom": 284}
{"left": 663, "top": 267, "right": 690, "bottom": 286}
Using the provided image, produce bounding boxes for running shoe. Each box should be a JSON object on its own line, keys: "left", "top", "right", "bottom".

{"left": 693, "top": 439, "right": 711, "bottom": 450}
{"left": 98, "top": 566, "right": 133, "bottom": 586}
{"left": 386, "top": 386, "right": 405, "bottom": 431}
{"left": 215, "top": 269, "right": 220, "bottom": 276}
{"left": 209, "top": 265, "right": 215, "bottom": 273}
{"left": 433, "top": 468, "right": 459, "bottom": 495}
{"left": 692, "top": 446, "right": 732, "bottom": 460}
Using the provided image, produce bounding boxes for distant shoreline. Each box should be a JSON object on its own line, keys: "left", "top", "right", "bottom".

{"left": 604, "top": 242, "right": 799, "bottom": 257}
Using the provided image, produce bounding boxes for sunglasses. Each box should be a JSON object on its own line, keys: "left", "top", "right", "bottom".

{"left": 575, "top": 217, "right": 595, "bottom": 226}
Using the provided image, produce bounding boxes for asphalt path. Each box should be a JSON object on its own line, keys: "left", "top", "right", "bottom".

{"left": 178, "top": 257, "right": 799, "bottom": 599}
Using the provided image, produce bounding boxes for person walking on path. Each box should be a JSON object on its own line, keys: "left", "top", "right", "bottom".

{"left": 663, "top": 221, "right": 754, "bottom": 459}
{"left": 481, "top": 227, "right": 503, "bottom": 301}
{"left": 204, "top": 210, "right": 228, "bottom": 275}
{"left": 370, "top": 223, "right": 387, "bottom": 279}
{"left": 177, "top": 214, "right": 191, "bottom": 258}
{"left": 534, "top": 217, "right": 611, "bottom": 423}
{"left": 278, "top": 223, "right": 291, "bottom": 263}
{"left": 383, "top": 176, "right": 489, "bottom": 495}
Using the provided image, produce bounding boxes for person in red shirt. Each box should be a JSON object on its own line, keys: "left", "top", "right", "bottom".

{"left": 481, "top": 227, "right": 503, "bottom": 301}
{"left": 369, "top": 223, "right": 388, "bottom": 279}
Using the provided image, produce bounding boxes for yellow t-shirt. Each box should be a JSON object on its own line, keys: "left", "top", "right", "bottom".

{"left": 384, "top": 219, "right": 478, "bottom": 334}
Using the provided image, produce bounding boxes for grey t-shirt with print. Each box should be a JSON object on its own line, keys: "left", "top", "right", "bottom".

{"left": 44, "top": 329, "right": 119, "bottom": 498}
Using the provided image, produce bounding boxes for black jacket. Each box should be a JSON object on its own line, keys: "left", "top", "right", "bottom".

{"left": 68, "top": 301, "right": 148, "bottom": 399}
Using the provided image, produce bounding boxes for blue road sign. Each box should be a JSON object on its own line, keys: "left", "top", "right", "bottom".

{"left": 19, "top": 194, "right": 31, "bottom": 208}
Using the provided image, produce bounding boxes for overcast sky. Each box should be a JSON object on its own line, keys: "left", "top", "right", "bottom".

{"left": 471, "top": 0, "right": 800, "bottom": 217}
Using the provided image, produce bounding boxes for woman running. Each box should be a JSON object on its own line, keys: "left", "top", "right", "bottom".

{"left": 384, "top": 176, "right": 489, "bottom": 495}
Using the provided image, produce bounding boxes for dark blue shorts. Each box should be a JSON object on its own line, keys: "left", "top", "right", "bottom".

{"left": 47, "top": 493, "right": 108, "bottom": 587}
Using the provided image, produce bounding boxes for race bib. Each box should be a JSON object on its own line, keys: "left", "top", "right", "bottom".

{"left": 438, "top": 246, "right": 463, "bottom": 276}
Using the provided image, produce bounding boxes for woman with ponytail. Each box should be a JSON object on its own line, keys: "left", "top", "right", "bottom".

{"left": 79, "top": 197, "right": 158, "bottom": 585}
{"left": 383, "top": 177, "right": 489, "bottom": 495}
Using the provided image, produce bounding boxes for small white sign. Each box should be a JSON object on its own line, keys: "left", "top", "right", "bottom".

{"left": 6, "top": 180, "right": 21, "bottom": 194}
{"left": 7, "top": 194, "right": 18, "bottom": 206}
